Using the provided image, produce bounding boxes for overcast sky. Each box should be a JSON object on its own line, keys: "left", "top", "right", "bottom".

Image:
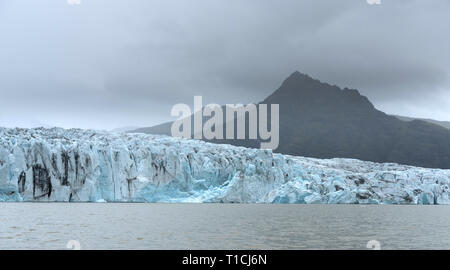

{"left": 0, "top": 0, "right": 449, "bottom": 130}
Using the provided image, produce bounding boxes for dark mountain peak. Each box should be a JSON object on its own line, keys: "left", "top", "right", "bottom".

{"left": 286, "top": 70, "right": 311, "bottom": 79}
{"left": 134, "top": 71, "right": 450, "bottom": 169}
{"left": 270, "top": 71, "right": 344, "bottom": 99}
{"left": 282, "top": 71, "right": 317, "bottom": 86}
{"left": 264, "top": 71, "right": 374, "bottom": 111}
{"left": 280, "top": 71, "right": 361, "bottom": 95}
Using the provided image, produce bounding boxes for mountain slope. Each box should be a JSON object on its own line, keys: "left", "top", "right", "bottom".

{"left": 394, "top": 115, "right": 450, "bottom": 130}
{"left": 132, "top": 72, "right": 450, "bottom": 169}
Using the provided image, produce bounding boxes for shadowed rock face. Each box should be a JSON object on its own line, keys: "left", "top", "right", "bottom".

{"left": 18, "top": 171, "right": 26, "bottom": 195}
{"left": 1, "top": 127, "right": 450, "bottom": 204}
{"left": 32, "top": 164, "right": 52, "bottom": 199}
{"left": 133, "top": 71, "right": 450, "bottom": 169}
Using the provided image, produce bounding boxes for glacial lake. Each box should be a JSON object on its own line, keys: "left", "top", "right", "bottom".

{"left": 1, "top": 203, "right": 449, "bottom": 250}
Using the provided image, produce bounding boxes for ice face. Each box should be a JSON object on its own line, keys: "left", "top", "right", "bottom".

{"left": 1, "top": 127, "right": 450, "bottom": 204}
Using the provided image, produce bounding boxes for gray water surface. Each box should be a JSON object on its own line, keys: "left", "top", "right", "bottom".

{"left": 0, "top": 203, "right": 449, "bottom": 250}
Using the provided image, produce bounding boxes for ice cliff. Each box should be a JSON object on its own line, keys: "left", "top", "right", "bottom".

{"left": 1, "top": 127, "right": 450, "bottom": 204}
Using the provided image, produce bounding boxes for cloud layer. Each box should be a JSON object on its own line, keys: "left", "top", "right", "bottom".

{"left": 0, "top": 0, "right": 449, "bottom": 129}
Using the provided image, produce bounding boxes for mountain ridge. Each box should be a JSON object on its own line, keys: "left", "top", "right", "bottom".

{"left": 394, "top": 115, "right": 450, "bottom": 130}
{"left": 131, "top": 71, "right": 450, "bottom": 169}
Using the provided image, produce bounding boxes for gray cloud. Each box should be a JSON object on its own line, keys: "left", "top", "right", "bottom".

{"left": 0, "top": 0, "right": 449, "bottom": 129}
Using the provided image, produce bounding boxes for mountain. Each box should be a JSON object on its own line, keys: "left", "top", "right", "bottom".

{"left": 2, "top": 127, "right": 450, "bottom": 204}
{"left": 394, "top": 115, "right": 450, "bottom": 130}
{"left": 110, "top": 126, "right": 142, "bottom": 133}
{"left": 131, "top": 71, "right": 450, "bottom": 169}
{"left": 134, "top": 122, "right": 171, "bottom": 136}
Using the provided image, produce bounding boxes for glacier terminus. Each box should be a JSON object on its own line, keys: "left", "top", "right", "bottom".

{"left": 1, "top": 127, "right": 450, "bottom": 204}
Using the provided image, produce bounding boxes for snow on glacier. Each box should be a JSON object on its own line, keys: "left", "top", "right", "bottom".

{"left": 1, "top": 127, "right": 450, "bottom": 204}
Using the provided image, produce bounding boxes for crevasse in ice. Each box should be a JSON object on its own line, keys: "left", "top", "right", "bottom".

{"left": 1, "top": 127, "right": 450, "bottom": 204}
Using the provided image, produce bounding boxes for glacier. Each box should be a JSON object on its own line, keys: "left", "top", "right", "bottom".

{"left": 1, "top": 127, "right": 450, "bottom": 204}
